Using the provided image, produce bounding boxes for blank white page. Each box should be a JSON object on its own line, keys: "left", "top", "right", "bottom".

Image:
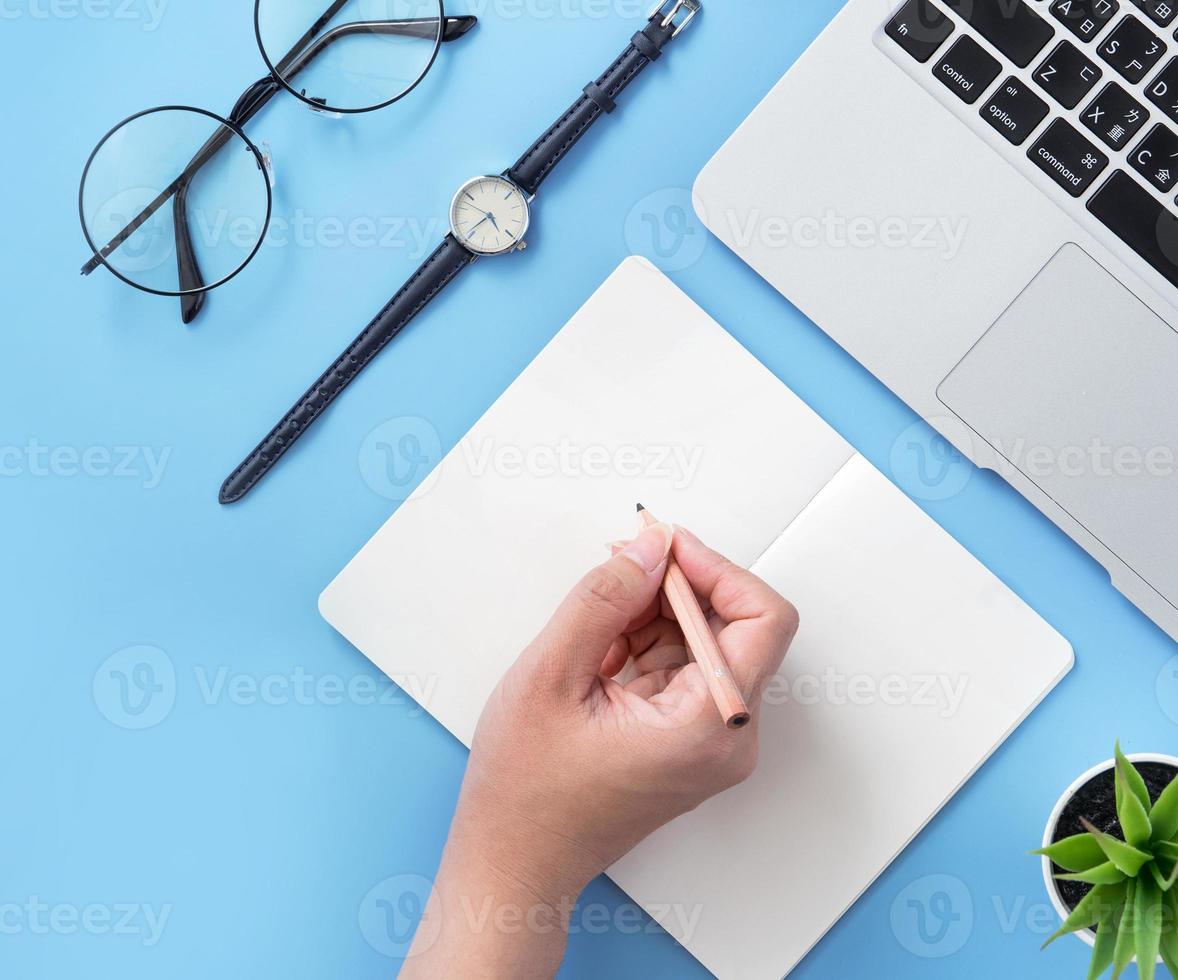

{"left": 319, "top": 257, "right": 1073, "bottom": 978}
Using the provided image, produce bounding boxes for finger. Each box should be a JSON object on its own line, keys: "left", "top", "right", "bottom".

{"left": 623, "top": 666, "right": 683, "bottom": 700}
{"left": 599, "top": 595, "right": 663, "bottom": 677}
{"left": 672, "top": 526, "right": 799, "bottom": 705}
{"left": 629, "top": 624, "right": 690, "bottom": 677}
{"left": 524, "top": 523, "right": 674, "bottom": 695}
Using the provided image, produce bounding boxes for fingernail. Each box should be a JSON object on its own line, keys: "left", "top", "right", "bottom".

{"left": 619, "top": 523, "right": 674, "bottom": 573}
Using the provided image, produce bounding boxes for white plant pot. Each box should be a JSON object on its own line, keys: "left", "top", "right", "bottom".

{"left": 1042, "top": 752, "right": 1178, "bottom": 951}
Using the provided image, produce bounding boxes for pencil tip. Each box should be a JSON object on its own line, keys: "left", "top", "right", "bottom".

{"left": 636, "top": 502, "right": 645, "bottom": 513}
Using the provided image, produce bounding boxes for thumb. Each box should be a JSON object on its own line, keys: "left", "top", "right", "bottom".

{"left": 529, "top": 523, "right": 675, "bottom": 694}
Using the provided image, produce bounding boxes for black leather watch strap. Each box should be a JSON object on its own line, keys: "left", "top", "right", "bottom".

{"left": 507, "top": 0, "right": 698, "bottom": 196}
{"left": 219, "top": 234, "right": 474, "bottom": 504}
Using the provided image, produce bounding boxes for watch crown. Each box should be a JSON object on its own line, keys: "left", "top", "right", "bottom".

{"left": 517, "top": 240, "right": 528, "bottom": 251}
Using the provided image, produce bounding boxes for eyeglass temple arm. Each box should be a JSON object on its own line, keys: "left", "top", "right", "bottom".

{"left": 79, "top": 12, "right": 477, "bottom": 295}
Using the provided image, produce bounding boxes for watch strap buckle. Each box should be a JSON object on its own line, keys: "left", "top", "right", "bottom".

{"left": 648, "top": 0, "right": 700, "bottom": 38}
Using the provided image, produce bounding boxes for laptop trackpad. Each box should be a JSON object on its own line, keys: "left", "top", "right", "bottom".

{"left": 938, "top": 243, "right": 1178, "bottom": 604}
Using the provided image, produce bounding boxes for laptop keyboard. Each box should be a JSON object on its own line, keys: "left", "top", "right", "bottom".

{"left": 883, "top": 0, "right": 1178, "bottom": 289}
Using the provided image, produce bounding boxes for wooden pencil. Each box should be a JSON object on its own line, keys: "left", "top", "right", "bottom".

{"left": 637, "top": 504, "right": 751, "bottom": 730}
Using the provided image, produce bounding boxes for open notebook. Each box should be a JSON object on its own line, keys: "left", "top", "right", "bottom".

{"left": 320, "top": 257, "right": 1073, "bottom": 978}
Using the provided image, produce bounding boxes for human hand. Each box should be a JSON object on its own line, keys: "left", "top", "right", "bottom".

{"left": 403, "top": 523, "right": 797, "bottom": 977}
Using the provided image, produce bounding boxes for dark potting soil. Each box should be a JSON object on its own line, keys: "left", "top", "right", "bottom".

{"left": 1051, "top": 762, "right": 1178, "bottom": 916}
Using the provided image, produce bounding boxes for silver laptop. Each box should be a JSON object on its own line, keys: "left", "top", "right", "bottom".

{"left": 694, "top": 0, "right": 1178, "bottom": 641}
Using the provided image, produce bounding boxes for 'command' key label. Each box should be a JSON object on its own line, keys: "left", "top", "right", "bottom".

{"left": 1028, "top": 118, "right": 1110, "bottom": 196}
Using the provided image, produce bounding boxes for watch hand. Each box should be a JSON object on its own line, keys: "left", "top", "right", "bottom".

{"left": 488, "top": 212, "right": 500, "bottom": 231}
{"left": 466, "top": 213, "right": 491, "bottom": 236}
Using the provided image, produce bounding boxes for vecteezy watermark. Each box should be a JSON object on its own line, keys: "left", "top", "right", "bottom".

{"left": 191, "top": 666, "right": 436, "bottom": 711}
{"left": 93, "top": 647, "right": 437, "bottom": 730}
{"left": 0, "top": 898, "right": 173, "bottom": 947}
{"left": 624, "top": 187, "right": 708, "bottom": 272}
{"left": 358, "top": 416, "right": 708, "bottom": 501}
{"left": 93, "top": 197, "right": 446, "bottom": 275}
{"left": 890, "top": 874, "right": 974, "bottom": 958}
{"left": 465, "top": 0, "right": 650, "bottom": 21}
{"left": 0, "top": 0, "right": 168, "bottom": 30}
{"left": 358, "top": 417, "right": 445, "bottom": 503}
{"left": 762, "top": 669, "right": 970, "bottom": 719}
{"left": 1157, "top": 655, "right": 1178, "bottom": 725}
{"left": 889, "top": 419, "right": 975, "bottom": 503}
{"left": 359, "top": 875, "right": 440, "bottom": 959}
{"left": 890, "top": 874, "right": 1084, "bottom": 958}
{"left": 0, "top": 440, "right": 171, "bottom": 489}
{"left": 716, "top": 208, "right": 970, "bottom": 261}
{"left": 358, "top": 874, "right": 704, "bottom": 959}
{"left": 93, "top": 646, "right": 177, "bottom": 730}
{"left": 457, "top": 438, "right": 705, "bottom": 490}
{"left": 990, "top": 435, "right": 1176, "bottom": 481}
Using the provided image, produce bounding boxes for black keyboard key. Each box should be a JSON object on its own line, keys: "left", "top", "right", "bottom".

{"left": 1129, "top": 0, "right": 1177, "bottom": 27}
{"left": 1088, "top": 170, "right": 1178, "bottom": 287}
{"left": 981, "top": 77, "right": 1051, "bottom": 143}
{"left": 1129, "top": 122, "right": 1178, "bottom": 190}
{"left": 887, "top": 0, "right": 955, "bottom": 62}
{"left": 1051, "top": 0, "right": 1121, "bottom": 41}
{"left": 1098, "top": 15, "right": 1166, "bottom": 81}
{"left": 1146, "top": 56, "right": 1178, "bottom": 122}
{"left": 942, "top": 0, "right": 1056, "bottom": 67}
{"left": 934, "top": 36, "right": 1003, "bottom": 103}
{"left": 1035, "top": 40, "right": 1105, "bottom": 106}
{"left": 1081, "top": 81, "right": 1150, "bottom": 147}
{"left": 1029, "top": 118, "right": 1111, "bottom": 194}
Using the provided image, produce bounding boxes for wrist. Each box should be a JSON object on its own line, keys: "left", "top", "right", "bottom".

{"left": 446, "top": 804, "right": 599, "bottom": 907}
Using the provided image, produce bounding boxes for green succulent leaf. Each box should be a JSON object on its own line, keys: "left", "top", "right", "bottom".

{"left": 1082, "top": 818, "right": 1154, "bottom": 877}
{"left": 1058, "top": 861, "right": 1129, "bottom": 886}
{"left": 1112, "top": 879, "right": 1138, "bottom": 980}
{"left": 1116, "top": 742, "right": 1152, "bottom": 813}
{"left": 1150, "top": 772, "right": 1178, "bottom": 843}
{"left": 1148, "top": 858, "right": 1178, "bottom": 893}
{"left": 1135, "top": 874, "right": 1162, "bottom": 980}
{"left": 1089, "top": 884, "right": 1129, "bottom": 980}
{"left": 1034, "top": 833, "right": 1110, "bottom": 873}
{"left": 1161, "top": 943, "right": 1178, "bottom": 980}
{"left": 1044, "top": 883, "right": 1119, "bottom": 950}
{"left": 1161, "top": 888, "right": 1178, "bottom": 972}
{"left": 1115, "top": 751, "right": 1153, "bottom": 848}
{"left": 1157, "top": 841, "right": 1178, "bottom": 862}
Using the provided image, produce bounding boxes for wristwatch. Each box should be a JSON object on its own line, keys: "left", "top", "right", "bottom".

{"left": 220, "top": 0, "right": 701, "bottom": 505}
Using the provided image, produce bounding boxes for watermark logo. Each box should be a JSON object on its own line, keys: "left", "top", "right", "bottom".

{"left": 889, "top": 419, "right": 975, "bottom": 503}
{"left": 359, "top": 875, "right": 439, "bottom": 959}
{"left": 0, "top": 439, "right": 171, "bottom": 489}
{"left": 890, "top": 874, "right": 974, "bottom": 958}
{"left": 0, "top": 898, "right": 172, "bottom": 946}
{"left": 718, "top": 208, "right": 969, "bottom": 261}
{"left": 359, "top": 417, "right": 444, "bottom": 502}
{"left": 1157, "top": 655, "right": 1178, "bottom": 724}
{"left": 624, "top": 187, "right": 708, "bottom": 272}
{"left": 92, "top": 645, "right": 176, "bottom": 730}
{"left": 466, "top": 0, "right": 649, "bottom": 21}
{"left": 0, "top": 0, "right": 168, "bottom": 31}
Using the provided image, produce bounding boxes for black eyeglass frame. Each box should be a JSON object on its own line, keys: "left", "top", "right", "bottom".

{"left": 78, "top": 0, "right": 476, "bottom": 323}
{"left": 77, "top": 105, "right": 275, "bottom": 306}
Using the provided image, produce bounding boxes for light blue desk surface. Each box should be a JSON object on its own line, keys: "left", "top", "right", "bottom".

{"left": 3, "top": 1, "right": 1176, "bottom": 977}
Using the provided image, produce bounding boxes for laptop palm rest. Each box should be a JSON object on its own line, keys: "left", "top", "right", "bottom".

{"left": 938, "top": 243, "right": 1178, "bottom": 608}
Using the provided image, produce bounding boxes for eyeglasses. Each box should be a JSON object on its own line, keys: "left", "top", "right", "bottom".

{"left": 78, "top": 0, "right": 476, "bottom": 324}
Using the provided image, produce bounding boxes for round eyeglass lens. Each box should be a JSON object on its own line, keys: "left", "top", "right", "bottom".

{"left": 79, "top": 107, "right": 271, "bottom": 296}
{"left": 255, "top": 0, "right": 444, "bottom": 114}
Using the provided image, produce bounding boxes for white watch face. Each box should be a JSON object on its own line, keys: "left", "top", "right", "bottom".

{"left": 449, "top": 176, "right": 530, "bottom": 255}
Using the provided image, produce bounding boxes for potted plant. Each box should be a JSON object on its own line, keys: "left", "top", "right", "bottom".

{"left": 1034, "top": 743, "right": 1178, "bottom": 979}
